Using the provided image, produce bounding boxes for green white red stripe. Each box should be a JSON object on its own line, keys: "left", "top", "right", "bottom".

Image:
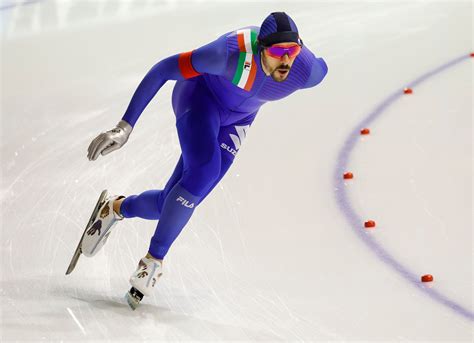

{"left": 232, "top": 29, "right": 257, "bottom": 91}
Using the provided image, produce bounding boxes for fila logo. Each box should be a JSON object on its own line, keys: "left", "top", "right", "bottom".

{"left": 176, "top": 196, "right": 195, "bottom": 208}
{"left": 244, "top": 61, "right": 251, "bottom": 70}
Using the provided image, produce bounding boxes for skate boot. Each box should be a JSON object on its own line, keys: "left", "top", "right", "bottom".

{"left": 125, "top": 257, "right": 163, "bottom": 310}
{"left": 80, "top": 192, "right": 125, "bottom": 257}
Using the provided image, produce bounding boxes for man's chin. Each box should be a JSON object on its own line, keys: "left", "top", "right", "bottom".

{"left": 271, "top": 70, "right": 289, "bottom": 82}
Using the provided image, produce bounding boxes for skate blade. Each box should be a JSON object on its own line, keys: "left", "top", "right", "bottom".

{"left": 125, "top": 291, "right": 141, "bottom": 311}
{"left": 65, "top": 190, "right": 108, "bottom": 275}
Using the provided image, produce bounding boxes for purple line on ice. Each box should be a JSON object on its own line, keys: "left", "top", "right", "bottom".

{"left": 333, "top": 53, "right": 473, "bottom": 321}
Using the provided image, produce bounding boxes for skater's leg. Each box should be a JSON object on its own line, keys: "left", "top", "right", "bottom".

{"left": 119, "top": 140, "right": 233, "bottom": 253}
{"left": 148, "top": 103, "right": 222, "bottom": 259}
{"left": 155, "top": 156, "right": 185, "bottom": 212}
{"left": 119, "top": 190, "right": 162, "bottom": 220}
{"left": 119, "top": 157, "right": 184, "bottom": 220}
{"left": 148, "top": 117, "right": 257, "bottom": 259}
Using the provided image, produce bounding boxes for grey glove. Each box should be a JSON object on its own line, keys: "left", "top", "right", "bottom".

{"left": 87, "top": 120, "right": 133, "bottom": 161}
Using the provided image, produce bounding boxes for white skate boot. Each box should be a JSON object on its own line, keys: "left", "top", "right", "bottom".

{"left": 125, "top": 257, "right": 163, "bottom": 310}
{"left": 80, "top": 193, "right": 125, "bottom": 257}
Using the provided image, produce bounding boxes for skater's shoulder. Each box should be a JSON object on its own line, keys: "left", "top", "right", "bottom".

{"left": 191, "top": 26, "right": 259, "bottom": 77}
{"left": 294, "top": 45, "right": 328, "bottom": 89}
{"left": 225, "top": 25, "right": 260, "bottom": 37}
{"left": 218, "top": 26, "right": 260, "bottom": 60}
{"left": 294, "top": 45, "right": 319, "bottom": 68}
{"left": 224, "top": 25, "right": 260, "bottom": 46}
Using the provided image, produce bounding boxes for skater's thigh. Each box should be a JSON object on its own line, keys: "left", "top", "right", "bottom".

{"left": 173, "top": 81, "right": 221, "bottom": 169}
{"left": 172, "top": 77, "right": 219, "bottom": 121}
{"left": 172, "top": 79, "right": 223, "bottom": 195}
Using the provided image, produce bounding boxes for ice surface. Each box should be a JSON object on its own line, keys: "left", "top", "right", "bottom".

{"left": 1, "top": 0, "right": 472, "bottom": 341}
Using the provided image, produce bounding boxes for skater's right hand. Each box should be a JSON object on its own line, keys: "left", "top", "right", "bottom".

{"left": 87, "top": 120, "right": 133, "bottom": 161}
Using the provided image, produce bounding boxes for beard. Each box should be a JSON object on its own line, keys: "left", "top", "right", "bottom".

{"left": 270, "top": 64, "right": 291, "bottom": 82}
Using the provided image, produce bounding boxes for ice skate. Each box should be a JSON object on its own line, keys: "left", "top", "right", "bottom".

{"left": 81, "top": 192, "right": 125, "bottom": 257}
{"left": 125, "top": 257, "right": 163, "bottom": 310}
{"left": 65, "top": 190, "right": 125, "bottom": 275}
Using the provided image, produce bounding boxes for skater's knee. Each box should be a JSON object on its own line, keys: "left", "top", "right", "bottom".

{"left": 181, "top": 164, "right": 220, "bottom": 197}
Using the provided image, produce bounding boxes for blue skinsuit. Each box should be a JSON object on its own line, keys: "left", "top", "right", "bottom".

{"left": 119, "top": 26, "right": 328, "bottom": 259}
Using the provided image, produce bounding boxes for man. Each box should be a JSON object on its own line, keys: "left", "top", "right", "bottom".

{"left": 79, "top": 12, "right": 328, "bottom": 309}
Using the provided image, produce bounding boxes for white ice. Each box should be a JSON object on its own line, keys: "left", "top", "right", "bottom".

{"left": 1, "top": 0, "right": 472, "bottom": 341}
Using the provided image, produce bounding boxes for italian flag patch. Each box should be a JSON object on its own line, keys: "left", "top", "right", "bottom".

{"left": 232, "top": 29, "right": 258, "bottom": 91}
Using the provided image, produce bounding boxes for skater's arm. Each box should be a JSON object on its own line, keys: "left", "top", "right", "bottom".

{"left": 302, "top": 52, "right": 328, "bottom": 89}
{"left": 122, "top": 35, "right": 228, "bottom": 127}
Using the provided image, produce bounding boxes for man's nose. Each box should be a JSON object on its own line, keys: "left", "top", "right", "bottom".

{"left": 281, "top": 54, "right": 290, "bottom": 63}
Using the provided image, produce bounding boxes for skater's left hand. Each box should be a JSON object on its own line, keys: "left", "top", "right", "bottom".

{"left": 87, "top": 120, "right": 133, "bottom": 161}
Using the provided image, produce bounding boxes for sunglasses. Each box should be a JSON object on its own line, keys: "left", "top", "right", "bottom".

{"left": 264, "top": 44, "right": 302, "bottom": 59}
